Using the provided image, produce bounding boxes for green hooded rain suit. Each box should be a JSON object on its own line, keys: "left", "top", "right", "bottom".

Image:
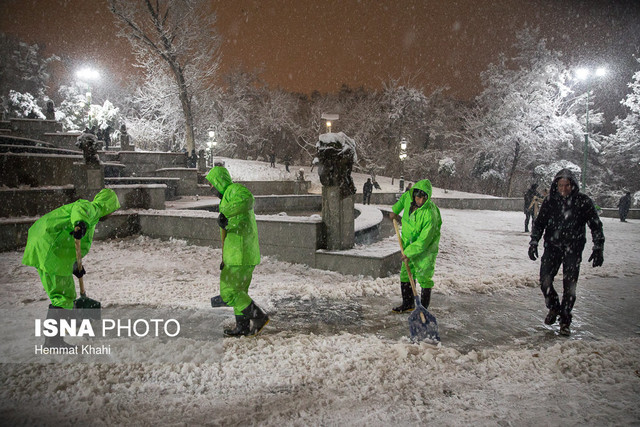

{"left": 206, "top": 166, "right": 261, "bottom": 315}
{"left": 392, "top": 179, "right": 442, "bottom": 288}
{"left": 22, "top": 188, "right": 121, "bottom": 309}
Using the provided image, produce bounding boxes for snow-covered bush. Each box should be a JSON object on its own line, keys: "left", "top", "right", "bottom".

{"left": 6, "top": 90, "right": 45, "bottom": 119}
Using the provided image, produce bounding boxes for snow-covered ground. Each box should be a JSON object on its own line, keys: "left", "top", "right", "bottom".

{"left": 0, "top": 160, "right": 638, "bottom": 425}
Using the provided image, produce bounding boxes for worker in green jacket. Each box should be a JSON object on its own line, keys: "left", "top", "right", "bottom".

{"left": 389, "top": 179, "right": 442, "bottom": 312}
{"left": 22, "top": 188, "right": 121, "bottom": 347}
{"left": 206, "top": 165, "right": 269, "bottom": 337}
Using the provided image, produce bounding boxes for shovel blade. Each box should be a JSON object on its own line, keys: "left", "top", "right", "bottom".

{"left": 408, "top": 306, "right": 440, "bottom": 343}
{"left": 74, "top": 295, "right": 101, "bottom": 320}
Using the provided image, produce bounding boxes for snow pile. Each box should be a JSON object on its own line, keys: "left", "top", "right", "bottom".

{"left": 1, "top": 177, "right": 639, "bottom": 424}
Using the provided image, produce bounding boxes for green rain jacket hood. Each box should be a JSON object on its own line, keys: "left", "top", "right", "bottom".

{"left": 206, "top": 166, "right": 261, "bottom": 266}
{"left": 22, "top": 189, "right": 121, "bottom": 275}
{"left": 392, "top": 179, "right": 442, "bottom": 287}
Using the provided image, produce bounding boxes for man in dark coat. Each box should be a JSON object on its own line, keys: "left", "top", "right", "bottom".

{"left": 618, "top": 191, "right": 631, "bottom": 222}
{"left": 523, "top": 183, "right": 540, "bottom": 232}
{"left": 528, "top": 169, "right": 604, "bottom": 335}
{"left": 362, "top": 178, "right": 373, "bottom": 205}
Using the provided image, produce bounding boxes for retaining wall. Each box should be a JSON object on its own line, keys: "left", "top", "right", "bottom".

{"left": 117, "top": 151, "right": 188, "bottom": 177}
{"left": 0, "top": 152, "right": 81, "bottom": 187}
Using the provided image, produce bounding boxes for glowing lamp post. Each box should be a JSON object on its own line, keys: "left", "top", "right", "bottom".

{"left": 399, "top": 137, "right": 408, "bottom": 191}
{"left": 575, "top": 66, "right": 607, "bottom": 192}
{"left": 326, "top": 121, "right": 332, "bottom": 133}
{"left": 207, "top": 130, "right": 217, "bottom": 168}
{"left": 75, "top": 67, "right": 101, "bottom": 128}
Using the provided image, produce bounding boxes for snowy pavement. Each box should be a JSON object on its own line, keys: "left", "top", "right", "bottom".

{"left": 0, "top": 209, "right": 638, "bottom": 425}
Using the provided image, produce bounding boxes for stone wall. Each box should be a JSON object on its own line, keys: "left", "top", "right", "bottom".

{"left": 118, "top": 152, "right": 188, "bottom": 177}
{"left": 8, "top": 118, "right": 62, "bottom": 141}
{"left": 0, "top": 186, "right": 75, "bottom": 217}
{"left": 0, "top": 152, "right": 81, "bottom": 187}
{"left": 154, "top": 168, "right": 198, "bottom": 196}
{"left": 41, "top": 132, "right": 82, "bottom": 151}
{"left": 369, "top": 192, "right": 523, "bottom": 211}
{"left": 237, "top": 180, "right": 311, "bottom": 196}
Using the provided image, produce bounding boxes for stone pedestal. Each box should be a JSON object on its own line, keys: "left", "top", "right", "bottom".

{"left": 72, "top": 162, "right": 105, "bottom": 200}
{"left": 322, "top": 186, "right": 354, "bottom": 250}
{"left": 120, "top": 133, "right": 132, "bottom": 151}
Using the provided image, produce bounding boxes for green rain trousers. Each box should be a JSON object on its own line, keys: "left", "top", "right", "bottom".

{"left": 38, "top": 270, "right": 76, "bottom": 309}
{"left": 220, "top": 266, "right": 255, "bottom": 315}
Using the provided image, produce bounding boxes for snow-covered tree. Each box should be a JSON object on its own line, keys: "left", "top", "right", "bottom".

{"left": 109, "top": 0, "right": 222, "bottom": 154}
{"left": 460, "top": 28, "right": 594, "bottom": 196}
{"left": 0, "top": 33, "right": 59, "bottom": 117}
{"left": 604, "top": 57, "right": 640, "bottom": 191}
{"left": 438, "top": 157, "right": 456, "bottom": 192}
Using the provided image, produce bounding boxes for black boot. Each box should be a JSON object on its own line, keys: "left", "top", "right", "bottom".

{"left": 392, "top": 282, "right": 415, "bottom": 313}
{"left": 223, "top": 315, "right": 250, "bottom": 337}
{"left": 420, "top": 287, "right": 432, "bottom": 310}
{"left": 243, "top": 301, "right": 270, "bottom": 336}
{"left": 43, "top": 304, "right": 74, "bottom": 349}
{"left": 544, "top": 307, "right": 559, "bottom": 325}
{"left": 558, "top": 292, "right": 575, "bottom": 335}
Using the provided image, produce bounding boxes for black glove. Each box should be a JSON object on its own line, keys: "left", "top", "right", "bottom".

{"left": 70, "top": 221, "right": 87, "bottom": 239}
{"left": 72, "top": 261, "right": 86, "bottom": 278}
{"left": 528, "top": 243, "right": 538, "bottom": 261}
{"left": 218, "top": 213, "right": 228, "bottom": 230}
{"left": 588, "top": 248, "right": 604, "bottom": 267}
{"left": 220, "top": 261, "right": 225, "bottom": 271}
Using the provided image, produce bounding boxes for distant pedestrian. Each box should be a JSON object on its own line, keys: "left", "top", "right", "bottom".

{"left": 528, "top": 168, "right": 604, "bottom": 336}
{"left": 270, "top": 152, "right": 276, "bottom": 168}
{"left": 363, "top": 178, "right": 373, "bottom": 204}
{"left": 523, "top": 183, "right": 540, "bottom": 232}
{"left": 529, "top": 188, "right": 547, "bottom": 219}
{"left": 284, "top": 155, "right": 291, "bottom": 172}
{"left": 618, "top": 191, "right": 631, "bottom": 222}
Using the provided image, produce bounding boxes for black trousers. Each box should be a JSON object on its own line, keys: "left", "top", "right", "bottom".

{"left": 539, "top": 242, "right": 584, "bottom": 325}
{"left": 524, "top": 210, "right": 533, "bottom": 231}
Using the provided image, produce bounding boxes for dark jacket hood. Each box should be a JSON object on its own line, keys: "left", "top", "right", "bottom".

{"left": 550, "top": 168, "right": 580, "bottom": 198}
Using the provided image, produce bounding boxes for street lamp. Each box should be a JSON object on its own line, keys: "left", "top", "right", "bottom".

{"left": 326, "top": 121, "right": 332, "bottom": 133}
{"left": 399, "top": 137, "right": 408, "bottom": 191}
{"left": 75, "top": 67, "right": 101, "bottom": 128}
{"left": 207, "top": 130, "right": 217, "bottom": 168}
{"left": 575, "top": 66, "right": 607, "bottom": 192}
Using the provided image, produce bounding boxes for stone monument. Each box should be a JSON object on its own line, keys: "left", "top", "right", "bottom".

{"left": 72, "top": 129, "right": 104, "bottom": 200}
{"left": 315, "top": 132, "right": 357, "bottom": 250}
{"left": 119, "top": 123, "right": 133, "bottom": 151}
{"left": 45, "top": 100, "right": 55, "bottom": 120}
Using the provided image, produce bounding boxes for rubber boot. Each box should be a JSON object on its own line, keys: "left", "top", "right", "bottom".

{"left": 558, "top": 292, "right": 575, "bottom": 335}
{"left": 392, "top": 282, "right": 415, "bottom": 313}
{"left": 420, "top": 287, "right": 432, "bottom": 310}
{"left": 544, "top": 307, "right": 559, "bottom": 325}
{"left": 43, "top": 304, "right": 75, "bottom": 349}
{"left": 223, "top": 315, "right": 250, "bottom": 337}
{"left": 243, "top": 301, "right": 270, "bottom": 336}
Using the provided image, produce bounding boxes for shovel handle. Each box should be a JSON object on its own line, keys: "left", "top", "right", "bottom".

{"left": 393, "top": 219, "right": 426, "bottom": 322}
{"left": 392, "top": 219, "right": 419, "bottom": 298}
{"left": 74, "top": 237, "right": 86, "bottom": 297}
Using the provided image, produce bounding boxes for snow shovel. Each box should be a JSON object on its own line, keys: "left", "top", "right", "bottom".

{"left": 73, "top": 238, "right": 101, "bottom": 320}
{"left": 392, "top": 219, "right": 440, "bottom": 343}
